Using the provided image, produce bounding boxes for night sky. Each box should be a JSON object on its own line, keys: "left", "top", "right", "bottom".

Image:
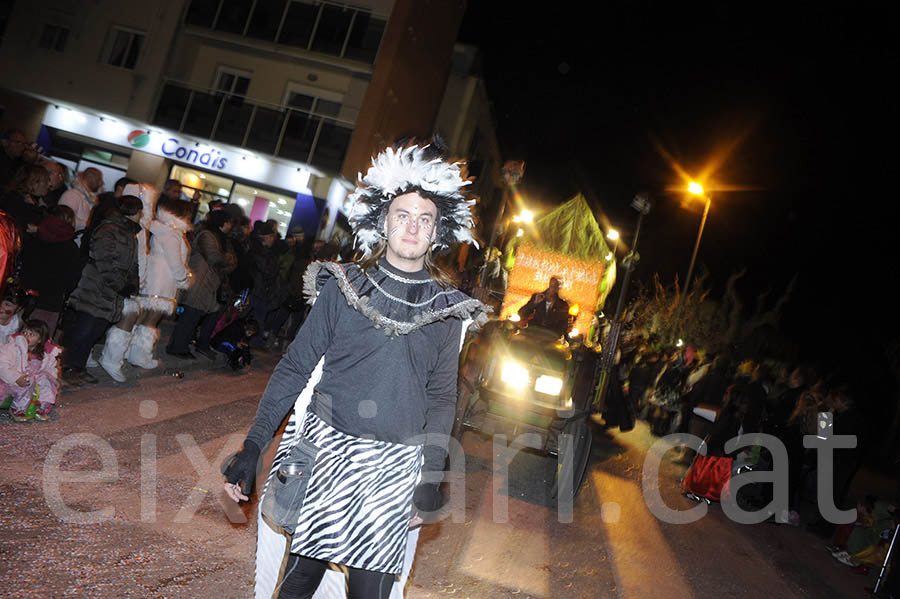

{"left": 457, "top": 2, "right": 898, "bottom": 376}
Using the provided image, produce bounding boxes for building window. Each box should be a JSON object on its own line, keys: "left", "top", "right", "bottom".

{"left": 246, "top": 0, "right": 288, "bottom": 41}
{"left": 100, "top": 26, "right": 145, "bottom": 70}
{"left": 344, "top": 11, "right": 385, "bottom": 64}
{"left": 183, "top": 0, "right": 385, "bottom": 64}
{"left": 310, "top": 4, "right": 353, "bottom": 56}
{"left": 283, "top": 82, "right": 343, "bottom": 118}
{"left": 184, "top": 0, "right": 219, "bottom": 28}
{"left": 39, "top": 23, "right": 70, "bottom": 52}
{"left": 0, "top": 0, "right": 16, "bottom": 47}
{"left": 214, "top": 0, "right": 253, "bottom": 35}
{"left": 215, "top": 67, "right": 252, "bottom": 97}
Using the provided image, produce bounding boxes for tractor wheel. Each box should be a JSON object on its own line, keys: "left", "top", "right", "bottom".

{"left": 551, "top": 417, "right": 592, "bottom": 499}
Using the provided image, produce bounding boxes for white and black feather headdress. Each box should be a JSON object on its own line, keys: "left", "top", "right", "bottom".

{"left": 348, "top": 143, "right": 477, "bottom": 258}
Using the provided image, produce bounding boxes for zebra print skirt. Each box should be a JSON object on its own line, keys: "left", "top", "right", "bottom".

{"left": 265, "top": 409, "right": 423, "bottom": 575}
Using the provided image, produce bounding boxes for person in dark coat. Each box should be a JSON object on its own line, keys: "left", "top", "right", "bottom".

{"left": 20, "top": 206, "right": 84, "bottom": 339}
{"left": 166, "top": 210, "right": 236, "bottom": 358}
{"left": 517, "top": 276, "right": 570, "bottom": 336}
{"left": 81, "top": 176, "right": 135, "bottom": 258}
{"left": 0, "top": 129, "right": 27, "bottom": 189}
{"left": 228, "top": 215, "right": 253, "bottom": 293}
{"left": 680, "top": 355, "right": 730, "bottom": 433}
{"left": 247, "top": 220, "right": 280, "bottom": 347}
{"left": 0, "top": 164, "right": 49, "bottom": 237}
{"left": 61, "top": 196, "right": 143, "bottom": 385}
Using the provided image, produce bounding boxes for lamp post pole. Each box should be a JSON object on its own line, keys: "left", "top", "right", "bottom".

{"left": 477, "top": 161, "right": 524, "bottom": 297}
{"left": 594, "top": 193, "right": 651, "bottom": 411}
{"left": 486, "top": 160, "right": 525, "bottom": 254}
{"left": 676, "top": 193, "right": 711, "bottom": 312}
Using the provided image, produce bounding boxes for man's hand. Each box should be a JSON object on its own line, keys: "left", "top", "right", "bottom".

{"left": 222, "top": 440, "right": 260, "bottom": 502}
{"left": 534, "top": 292, "right": 546, "bottom": 303}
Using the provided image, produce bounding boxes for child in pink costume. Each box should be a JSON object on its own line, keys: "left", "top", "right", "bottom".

{"left": 0, "top": 320, "right": 61, "bottom": 421}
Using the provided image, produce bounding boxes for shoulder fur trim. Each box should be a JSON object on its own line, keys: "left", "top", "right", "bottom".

{"left": 303, "top": 260, "right": 490, "bottom": 336}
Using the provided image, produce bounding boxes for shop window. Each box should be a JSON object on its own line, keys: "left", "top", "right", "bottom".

{"left": 344, "top": 11, "right": 384, "bottom": 63}
{"left": 100, "top": 26, "right": 145, "bottom": 70}
{"left": 184, "top": 0, "right": 219, "bottom": 29}
{"left": 246, "top": 0, "right": 287, "bottom": 42}
{"left": 232, "top": 183, "right": 296, "bottom": 236}
{"left": 310, "top": 3, "right": 352, "bottom": 56}
{"left": 214, "top": 0, "right": 253, "bottom": 34}
{"left": 39, "top": 24, "right": 70, "bottom": 52}
{"left": 170, "top": 164, "right": 234, "bottom": 218}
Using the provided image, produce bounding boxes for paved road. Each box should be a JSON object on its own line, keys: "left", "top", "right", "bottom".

{"left": 0, "top": 351, "right": 874, "bottom": 598}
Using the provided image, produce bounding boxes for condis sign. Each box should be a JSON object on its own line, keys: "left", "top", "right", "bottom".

{"left": 160, "top": 137, "right": 228, "bottom": 170}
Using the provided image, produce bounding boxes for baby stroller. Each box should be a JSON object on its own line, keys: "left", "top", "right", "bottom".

{"left": 682, "top": 398, "right": 752, "bottom": 504}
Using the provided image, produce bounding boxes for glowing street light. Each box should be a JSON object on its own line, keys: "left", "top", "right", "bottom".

{"left": 606, "top": 228, "right": 620, "bottom": 257}
{"left": 520, "top": 209, "right": 534, "bottom": 224}
{"left": 687, "top": 182, "right": 704, "bottom": 196}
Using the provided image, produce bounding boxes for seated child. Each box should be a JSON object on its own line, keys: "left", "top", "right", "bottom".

{"left": 0, "top": 286, "right": 26, "bottom": 345}
{"left": 211, "top": 318, "right": 258, "bottom": 371}
{"left": 0, "top": 320, "right": 61, "bottom": 421}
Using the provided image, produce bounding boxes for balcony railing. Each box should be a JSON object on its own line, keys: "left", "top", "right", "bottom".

{"left": 183, "top": 0, "right": 385, "bottom": 66}
{"left": 151, "top": 80, "right": 353, "bottom": 173}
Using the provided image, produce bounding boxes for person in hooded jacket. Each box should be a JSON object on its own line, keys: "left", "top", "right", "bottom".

{"left": 61, "top": 195, "right": 143, "bottom": 385}
{"left": 20, "top": 205, "right": 83, "bottom": 339}
{"left": 97, "top": 197, "right": 193, "bottom": 381}
{"left": 247, "top": 220, "right": 281, "bottom": 347}
{"left": 166, "top": 210, "right": 235, "bottom": 358}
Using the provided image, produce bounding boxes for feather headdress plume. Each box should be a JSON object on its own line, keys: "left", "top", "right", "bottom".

{"left": 348, "top": 143, "right": 477, "bottom": 258}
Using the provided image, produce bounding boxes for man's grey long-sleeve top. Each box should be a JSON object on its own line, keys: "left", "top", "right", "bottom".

{"left": 245, "top": 262, "right": 479, "bottom": 474}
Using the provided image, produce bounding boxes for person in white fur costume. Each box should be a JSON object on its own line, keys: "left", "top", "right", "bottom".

{"left": 96, "top": 184, "right": 192, "bottom": 381}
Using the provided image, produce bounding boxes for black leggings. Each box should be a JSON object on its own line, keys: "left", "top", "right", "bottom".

{"left": 277, "top": 554, "right": 395, "bottom": 599}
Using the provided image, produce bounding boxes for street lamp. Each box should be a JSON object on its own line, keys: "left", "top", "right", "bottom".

{"left": 676, "top": 182, "right": 712, "bottom": 311}
{"left": 606, "top": 228, "right": 620, "bottom": 257}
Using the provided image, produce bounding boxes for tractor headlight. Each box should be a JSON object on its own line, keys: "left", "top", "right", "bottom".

{"left": 500, "top": 360, "right": 529, "bottom": 389}
{"left": 534, "top": 375, "right": 563, "bottom": 396}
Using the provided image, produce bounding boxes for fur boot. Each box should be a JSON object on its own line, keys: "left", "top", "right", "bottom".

{"left": 127, "top": 324, "right": 161, "bottom": 369}
{"left": 98, "top": 326, "right": 133, "bottom": 383}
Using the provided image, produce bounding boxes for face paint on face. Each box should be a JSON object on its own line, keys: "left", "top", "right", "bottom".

{"left": 383, "top": 192, "right": 438, "bottom": 272}
{"left": 24, "top": 329, "right": 40, "bottom": 349}
{"left": 0, "top": 301, "right": 18, "bottom": 325}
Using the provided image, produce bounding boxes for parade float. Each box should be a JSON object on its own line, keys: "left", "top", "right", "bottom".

{"left": 454, "top": 193, "right": 617, "bottom": 498}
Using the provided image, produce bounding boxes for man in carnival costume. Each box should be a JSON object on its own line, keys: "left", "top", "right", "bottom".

{"left": 223, "top": 137, "right": 489, "bottom": 598}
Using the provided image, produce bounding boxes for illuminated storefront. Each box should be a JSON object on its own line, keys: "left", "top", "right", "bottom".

{"left": 39, "top": 103, "right": 349, "bottom": 239}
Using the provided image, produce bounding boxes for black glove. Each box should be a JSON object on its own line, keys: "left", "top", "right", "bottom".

{"left": 222, "top": 440, "right": 261, "bottom": 496}
{"left": 412, "top": 482, "right": 444, "bottom": 515}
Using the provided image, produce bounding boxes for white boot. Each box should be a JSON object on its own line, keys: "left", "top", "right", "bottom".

{"left": 127, "top": 324, "right": 160, "bottom": 369}
{"left": 98, "top": 326, "right": 133, "bottom": 383}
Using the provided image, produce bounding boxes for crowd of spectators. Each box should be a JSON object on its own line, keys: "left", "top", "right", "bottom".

{"left": 0, "top": 128, "right": 317, "bottom": 421}
{"left": 606, "top": 333, "right": 896, "bottom": 577}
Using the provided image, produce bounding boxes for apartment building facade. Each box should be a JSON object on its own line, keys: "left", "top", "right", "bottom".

{"left": 0, "top": 0, "right": 483, "bottom": 242}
